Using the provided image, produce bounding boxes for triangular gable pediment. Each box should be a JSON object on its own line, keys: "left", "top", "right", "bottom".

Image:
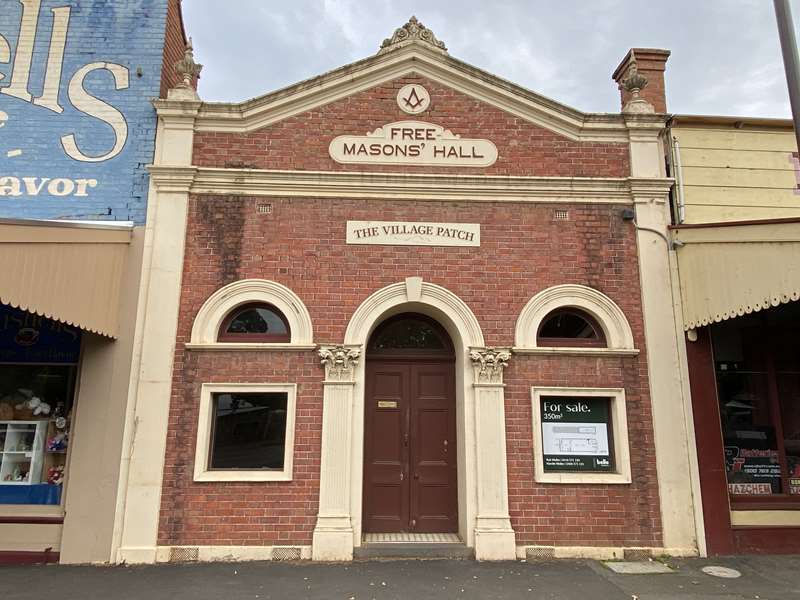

{"left": 187, "top": 41, "right": 633, "bottom": 143}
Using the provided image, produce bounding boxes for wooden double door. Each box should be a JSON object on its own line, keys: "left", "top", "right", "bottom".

{"left": 363, "top": 359, "right": 458, "bottom": 533}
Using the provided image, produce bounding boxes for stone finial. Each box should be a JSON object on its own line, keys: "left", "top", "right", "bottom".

{"left": 319, "top": 345, "right": 361, "bottom": 382}
{"left": 470, "top": 347, "right": 511, "bottom": 384}
{"left": 622, "top": 62, "right": 656, "bottom": 114}
{"left": 379, "top": 16, "right": 447, "bottom": 54}
{"left": 174, "top": 38, "right": 203, "bottom": 89}
{"left": 621, "top": 63, "right": 655, "bottom": 114}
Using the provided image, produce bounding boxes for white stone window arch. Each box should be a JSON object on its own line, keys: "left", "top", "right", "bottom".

{"left": 187, "top": 279, "right": 315, "bottom": 350}
{"left": 514, "top": 284, "right": 637, "bottom": 354}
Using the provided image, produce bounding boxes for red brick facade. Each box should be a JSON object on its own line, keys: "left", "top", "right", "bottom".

{"left": 192, "top": 76, "right": 630, "bottom": 178}
{"left": 158, "top": 75, "right": 662, "bottom": 550}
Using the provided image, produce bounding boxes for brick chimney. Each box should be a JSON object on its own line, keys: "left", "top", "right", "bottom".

{"left": 612, "top": 48, "right": 671, "bottom": 113}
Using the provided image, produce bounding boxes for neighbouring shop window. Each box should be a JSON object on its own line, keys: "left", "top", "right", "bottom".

{"left": 540, "top": 396, "right": 614, "bottom": 472}
{"left": 0, "top": 304, "right": 80, "bottom": 505}
{"left": 537, "top": 309, "right": 606, "bottom": 348}
{"left": 217, "top": 303, "right": 290, "bottom": 343}
{"left": 209, "top": 392, "right": 288, "bottom": 470}
{"left": 194, "top": 384, "right": 297, "bottom": 482}
{"left": 713, "top": 302, "right": 800, "bottom": 498}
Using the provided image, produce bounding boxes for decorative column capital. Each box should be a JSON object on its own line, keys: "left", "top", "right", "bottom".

{"left": 319, "top": 345, "right": 361, "bottom": 383}
{"left": 470, "top": 347, "right": 511, "bottom": 384}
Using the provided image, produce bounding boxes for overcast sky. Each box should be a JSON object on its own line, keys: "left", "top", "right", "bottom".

{"left": 183, "top": 0, "right": 800, "bottom": 118}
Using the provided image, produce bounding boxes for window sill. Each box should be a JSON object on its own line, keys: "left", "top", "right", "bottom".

{"left": 185, "top": 343, "right": 316, "bottom": 352}
{"left": 193, "top": 470, "right": 293, "bottom": 483}
{"left": 535, "top": 472, "right": 631, "bottom": 485}
{"left": 0, "top": 505, "right": 65, "bottom": 520}
{"left": 514, "top": 347, "right": 639, "bottom": 357}
{"left": 730, "top": 497, "right": 800, "bottom": 511}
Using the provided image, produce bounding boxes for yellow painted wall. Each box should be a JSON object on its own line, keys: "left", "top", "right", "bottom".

{"left": 673, "top": 123, "right": 800, "bottom": 224}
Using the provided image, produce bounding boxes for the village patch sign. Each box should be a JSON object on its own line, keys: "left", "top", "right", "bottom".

{"left": 329, "top": 121, "right": 498, "bottom": 167}
{"left": 346, "top": 220, "right": 480, "bottom": 247}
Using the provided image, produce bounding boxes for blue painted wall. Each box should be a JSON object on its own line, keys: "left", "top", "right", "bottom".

{"left": 0, "top": 0, "right": 171, "bottom": 224}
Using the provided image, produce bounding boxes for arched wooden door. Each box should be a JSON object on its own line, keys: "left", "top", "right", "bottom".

{"left": 363, "top": 313, "right": 458, "bottom": 533}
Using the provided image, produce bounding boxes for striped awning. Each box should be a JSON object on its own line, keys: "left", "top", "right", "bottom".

{"left": 672, "top": 219, "right": 800, "bottom": 330}
{"left": 0, "top": 219, "right": 133, "bottom": 338}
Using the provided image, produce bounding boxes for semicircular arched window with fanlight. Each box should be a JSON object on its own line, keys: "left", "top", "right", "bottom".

{"left": 217, "top": 303, "right": 291, "bottom": 343}
{"left": 536, "top": 308, "right": 607, "bottom": 348}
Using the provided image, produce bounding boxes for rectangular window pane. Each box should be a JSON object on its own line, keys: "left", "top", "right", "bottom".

{"left": 714, "top": 320, "right": 782, "bottom": 495}
{"left": 0, "top": 364, "right": 76, "bottom": 506}
{"left": 540, "top": 396, "right": 613, "bottom": 472}
{"left": 210, "top": 392, "right": 288, "bottom": 470}
{"left": 778, "top": 374, "right": 800, "bottom": 495}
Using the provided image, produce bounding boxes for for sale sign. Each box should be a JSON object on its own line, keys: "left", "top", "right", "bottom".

{"left": 541, "top": 397, "right": 613, "bottom": 472}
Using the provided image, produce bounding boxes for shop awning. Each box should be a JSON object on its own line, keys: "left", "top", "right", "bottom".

{"left": 672, "top": 219, "right": 800, "bottom": 330}
{"left": 0, "top": 219, "right": 133, "bottom": 338}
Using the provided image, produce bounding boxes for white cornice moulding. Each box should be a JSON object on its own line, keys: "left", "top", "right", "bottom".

{"left": 185, "top": 45, "right": 665, "bottom": 142}
{"left": 148, "top": 166, "right": 673, "bottom": 205}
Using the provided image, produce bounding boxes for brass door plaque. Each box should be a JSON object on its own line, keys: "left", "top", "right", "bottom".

{"left": 378, "top": 400, "right": 398, "bottom": 409}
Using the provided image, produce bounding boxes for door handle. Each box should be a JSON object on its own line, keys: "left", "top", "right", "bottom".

{"left": 400, "top": 471, "right": 404, "bottom": 481}
{"left": 413, "top": 473, "right": 419, "bottom": 480}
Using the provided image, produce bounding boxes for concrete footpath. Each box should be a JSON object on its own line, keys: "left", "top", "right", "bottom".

{"left": 1, "top": 556, "right": 799, "bottom": 599}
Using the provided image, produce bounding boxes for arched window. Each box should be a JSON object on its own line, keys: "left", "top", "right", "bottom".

{"left": 367, "top": 313, "right": 454, "bottom": 356}
{"left": 217, "top": 303, "right": 291, "bottom": 343}
{"left": 537, "top": 308, "right": 606, "bottom": 348}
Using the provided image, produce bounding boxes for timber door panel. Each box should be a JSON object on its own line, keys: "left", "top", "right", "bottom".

{"left": 410, "top": 364, "right": 458, "bottom": 532}
{"left": 363, "top": 360, "right": 457, "bottom": 533}
{"left": 363, "top": 364, "right": 409, "bottom": 532}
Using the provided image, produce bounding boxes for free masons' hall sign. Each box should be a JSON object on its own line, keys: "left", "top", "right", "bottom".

{"left": 329, "top": 84, "right": 498, "bottom": 167}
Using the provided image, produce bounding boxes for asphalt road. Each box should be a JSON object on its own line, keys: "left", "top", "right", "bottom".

{"left": 2, "top": 556, "right": 799, "bottom": 599}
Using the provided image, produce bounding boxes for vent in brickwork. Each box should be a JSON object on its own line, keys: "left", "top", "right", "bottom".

{"left": 271, "top": 546, "right": 302, "bottom": 561}
{"left": 623, "top": 548, "right": 653, "bottom": 561}
{"left": 169, "top": 546, "right": 199, "bottom": 562}
{"left": 554, "top": 209, "right": 569, "bottom": 221}
{"left": 525, "top": 546, "right": 555, "bottom": 561}
{"left": 256, "top": 203, "right": 273, "bottom": 214}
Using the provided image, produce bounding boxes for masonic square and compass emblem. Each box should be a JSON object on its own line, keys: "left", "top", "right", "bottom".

{"left": 397, "top": 84, "right": 431, "bottom": 114}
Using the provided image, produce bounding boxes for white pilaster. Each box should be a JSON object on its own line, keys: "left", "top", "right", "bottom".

{"left": 626, "top": 113, "right": 700, "bottom": 556}
{"left": 313, "top": 345, "right": 361, "bottom": 561}
{"left": 113, "top": 94, "right": 201, "bottom": 564}
{"left": 470, "top": 348, "right": 516, "bottom": 561}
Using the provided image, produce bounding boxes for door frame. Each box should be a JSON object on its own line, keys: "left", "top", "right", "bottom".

{"left": 343, "top": 279, "right": 486, "bottom": 549}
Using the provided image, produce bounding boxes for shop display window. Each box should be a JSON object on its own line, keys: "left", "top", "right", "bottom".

{"left": 537, "top": 309, "right": 607, "bottom": 348}
{"left": 0, "top": 305, "right": 79, "bottom": 506}
{"left": 712, "top": 302, "right": 800, "bottom": 501}
{"left": 217, "top": 303, "right": 291, "bottom": 343}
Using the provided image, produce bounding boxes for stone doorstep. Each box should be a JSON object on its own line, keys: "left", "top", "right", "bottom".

{"left": 356, "top": 533, "right": 472, "bottom": 559}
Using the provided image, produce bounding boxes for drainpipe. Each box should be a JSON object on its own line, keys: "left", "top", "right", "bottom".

{"left": 673, "top": 137, "right": 686, "bottom": 224}
{"left": 775, "top": 0, "right": 800, "bottom": 153}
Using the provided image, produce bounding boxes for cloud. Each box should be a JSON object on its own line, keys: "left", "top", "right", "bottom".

{"left": 183, "top": 0, "right": 798, "bottom": 117}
